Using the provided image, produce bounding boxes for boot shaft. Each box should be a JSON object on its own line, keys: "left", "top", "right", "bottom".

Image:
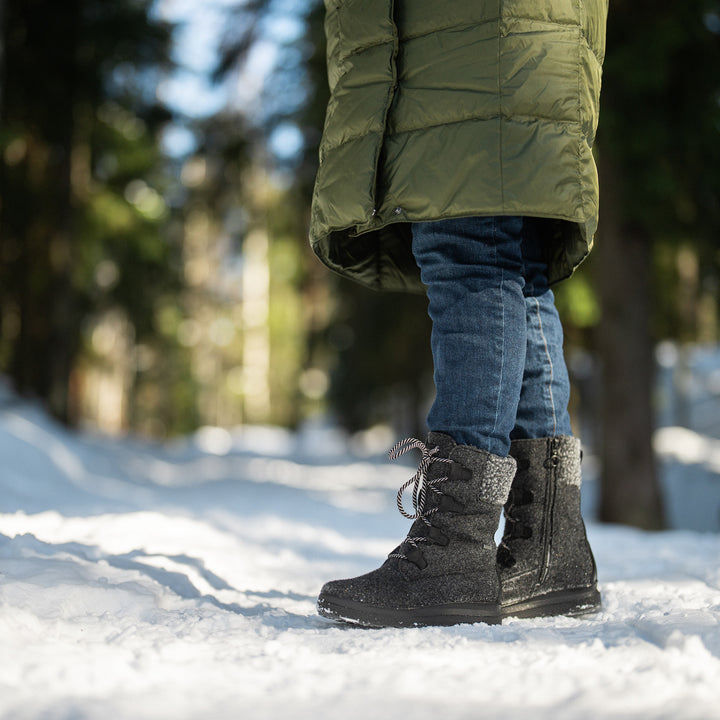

{"left": 396, "top": 432, "right": 516, "bottom": 579}
{"left": 499, "top": 436, "right": 597, "bottom": 596}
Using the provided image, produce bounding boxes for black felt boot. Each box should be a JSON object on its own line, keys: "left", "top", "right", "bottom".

{"left": 317, "top": 432, "right": 516, "bottom": 627}
{"left": 497, "top": 436, "right": 601, "bottom": 618}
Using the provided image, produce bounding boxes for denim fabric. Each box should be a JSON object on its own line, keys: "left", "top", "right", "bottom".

{"left": 513, "top": 221, "right": 573, "bottom": 442}
{"left": 411, "top": 216, "right": 573, "bottom": 456}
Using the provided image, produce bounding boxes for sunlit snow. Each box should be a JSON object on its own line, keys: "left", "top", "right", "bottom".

{"left": 1, "top": 381, "right": 720, "bottom": 719}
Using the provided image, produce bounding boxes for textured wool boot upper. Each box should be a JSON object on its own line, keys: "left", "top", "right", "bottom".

{"left": 317, "top": 432, "right": 516, "bottom": 625}
{"left": 498, "top": 436, "right": 599, "bottom": 616}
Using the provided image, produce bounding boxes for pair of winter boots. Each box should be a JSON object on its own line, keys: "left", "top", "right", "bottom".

{"left": 317, "top": 432, "right": 600, "bottom": 627}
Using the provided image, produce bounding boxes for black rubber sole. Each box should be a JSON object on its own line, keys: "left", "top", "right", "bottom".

{"left": 501, "top": 586, "right": 602, "bottom": 619}
{"left": 318, "top": 595, "right": 502, "bottom": 628}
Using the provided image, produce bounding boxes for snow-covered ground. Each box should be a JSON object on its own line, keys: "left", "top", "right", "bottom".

{"left": 2, "top": 386, "right": 720, "bottom": 720}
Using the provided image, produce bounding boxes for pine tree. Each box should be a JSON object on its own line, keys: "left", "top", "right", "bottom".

{"left": 596, "top": 0, "right": 720, "bottom": 528}
{"left": 0, "top": 0, "right": 177, "bottom": 425}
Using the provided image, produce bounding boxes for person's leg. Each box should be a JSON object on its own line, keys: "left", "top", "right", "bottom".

{"left": 499, "top": 218, "right": 600, "bottom": 618}
{"left": 511, "top": 217, "right": 573, "bottom": 440}
{"left": 411, "top": 215, "right": 528, "bottom": 456}
{"left": 317, "top": 215, "right": 528, "bottom": 627}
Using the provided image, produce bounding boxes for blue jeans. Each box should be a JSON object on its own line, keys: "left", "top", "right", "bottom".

{"left": 411, "top": 216, "right": 573, "bottom": 457}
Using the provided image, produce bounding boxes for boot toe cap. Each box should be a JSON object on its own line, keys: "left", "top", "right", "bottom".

{"left": 318, "top": 578, "right": 353, "bottom": 601}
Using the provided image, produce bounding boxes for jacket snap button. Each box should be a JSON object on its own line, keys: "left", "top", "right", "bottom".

{"left": 393, "top": 207, "right": 403, "bottom": 215}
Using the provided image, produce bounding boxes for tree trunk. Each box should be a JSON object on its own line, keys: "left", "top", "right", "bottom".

{"left": 0, "top": 0, "right": 82, "bottom": 423}
{"left": 595, "top": 158, "right": 666, "bottom": 529}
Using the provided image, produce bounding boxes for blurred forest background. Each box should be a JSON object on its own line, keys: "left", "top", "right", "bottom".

{"left": 1, "top": 0, "right": 720, "bottom": 530}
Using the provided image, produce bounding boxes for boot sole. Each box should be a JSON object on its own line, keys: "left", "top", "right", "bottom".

{"left": 318, "top": 595, "right": 502, "bottom": 628}
{"left": 501, "top": 586, "right": 602, "bottom": 619}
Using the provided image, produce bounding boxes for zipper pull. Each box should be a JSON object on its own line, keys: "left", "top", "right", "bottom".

{"left": 544, "top": 438, "right": 561, "bottom": 469}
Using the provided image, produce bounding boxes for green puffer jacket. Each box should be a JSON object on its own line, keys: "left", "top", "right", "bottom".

{"left": 309, "top": 0, "right": 609, "bottom": 292}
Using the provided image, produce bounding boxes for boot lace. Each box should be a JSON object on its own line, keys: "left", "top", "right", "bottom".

{"left": 386, "top": 437, "right": 453, "bottom": 562}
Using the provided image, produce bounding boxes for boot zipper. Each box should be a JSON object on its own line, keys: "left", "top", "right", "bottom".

{"left": 538, "top": 438, "right": 559, "bottom": 587}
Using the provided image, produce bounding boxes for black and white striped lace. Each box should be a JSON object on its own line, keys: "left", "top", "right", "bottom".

{"left": 386, "top": 437, "right": 452, "bottom": 562}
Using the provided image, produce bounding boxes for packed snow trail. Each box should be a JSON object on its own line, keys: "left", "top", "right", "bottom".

{"left": 1, "top": 395, "right": 719, "bottom": 720}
